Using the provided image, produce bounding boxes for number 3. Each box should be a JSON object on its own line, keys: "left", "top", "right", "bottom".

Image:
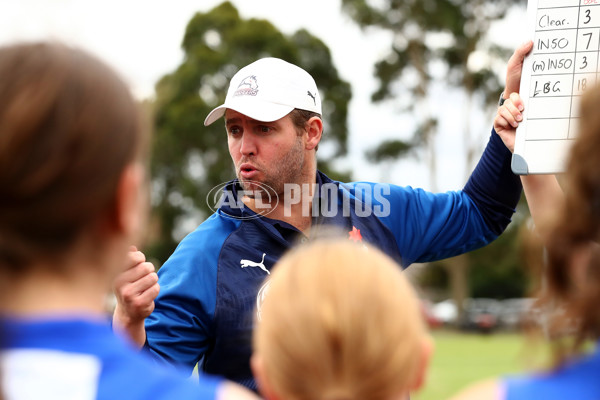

{"left": 584, "top": 9, "right": 591, "bottom": 24}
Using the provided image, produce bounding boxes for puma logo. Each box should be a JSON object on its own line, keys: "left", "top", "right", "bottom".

{"left": 307, "top": 90, "right": 316, "bottom": 105}
{"left": 240, "top": 253, "right": 269, "bottom": 275}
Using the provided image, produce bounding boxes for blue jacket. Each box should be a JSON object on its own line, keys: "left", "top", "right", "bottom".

{"left": 145, "top": 129, "right": 521, "bottom": 389}
{"left": 503, "top": 344, "right": 600, "bottom": 400}
{"left": 0, "top": 317, "right": 221, "bottom": 399}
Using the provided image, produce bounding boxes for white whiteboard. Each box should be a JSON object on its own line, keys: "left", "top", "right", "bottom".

{"left": 512, "top": 0, "right": 600, "bottom": 175}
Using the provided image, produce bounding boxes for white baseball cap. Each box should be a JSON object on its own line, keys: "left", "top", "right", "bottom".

{"left": 203, "top": 57, "right": 322, "bottom": 126}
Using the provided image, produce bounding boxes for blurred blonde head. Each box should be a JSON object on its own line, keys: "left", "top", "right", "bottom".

{"left": 252, "top": 239, "right": 431, "bottom": 400}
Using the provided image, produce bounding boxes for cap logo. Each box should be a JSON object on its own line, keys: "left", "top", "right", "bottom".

{"left": 234, "top": 75, "right": 259, "bottom": 97}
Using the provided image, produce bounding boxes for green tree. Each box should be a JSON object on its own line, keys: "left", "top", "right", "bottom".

{"left": 341, "top": 0, "right": 524, "bottom": 184}
{"left": 146, "top": 2, "right": 352, "bottom": 264}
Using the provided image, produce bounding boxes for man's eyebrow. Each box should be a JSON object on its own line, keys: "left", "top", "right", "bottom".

{"left": 225, "top": 117, "right": 242, "bottom": 125}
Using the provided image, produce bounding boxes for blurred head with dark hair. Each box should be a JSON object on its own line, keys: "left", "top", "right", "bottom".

{"left": 0, "top": 41, "right": 147, "bottom": 312}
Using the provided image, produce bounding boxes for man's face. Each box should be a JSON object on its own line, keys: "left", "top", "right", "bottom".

{"left": 225, "top": 109, "right": 306, "bottom": 197}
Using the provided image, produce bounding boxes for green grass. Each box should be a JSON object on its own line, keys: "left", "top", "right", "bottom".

{"left": 413, "top": 330, "right": 537, "bottom": 400}
{"left": 194, "top": 329, "right": 548, "bottom": 399}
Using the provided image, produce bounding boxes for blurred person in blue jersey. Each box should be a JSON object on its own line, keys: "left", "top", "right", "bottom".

{"left": 113, "top": 42, "right": 534, "bottom": 390}
{"left": 449, "top": 65, "right": 600, "bottom": 400}
{"left": 0, "top": 42, "right": 256, "bottom": 400}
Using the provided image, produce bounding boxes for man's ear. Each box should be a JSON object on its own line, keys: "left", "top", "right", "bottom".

{"left": 251, "top": 353, "right": 280, "bottom": 400}
{"left": 410, "top": 336, "right": 434, "bottom": 392}
{"left": 305, "top": 116, "right": 323, "bottom": 151}
{"left": 113, "top": 163, "right": 146, "bottom": 240}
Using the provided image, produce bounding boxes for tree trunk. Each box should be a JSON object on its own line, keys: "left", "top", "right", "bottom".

{"left": 444, "top": 253, "right": 470, "bottom": 325}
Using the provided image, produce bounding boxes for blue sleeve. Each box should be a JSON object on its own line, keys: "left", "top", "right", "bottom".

{"left": 376, "top": 184, "right": 495, "bottom": 266}
{"left": 143, "top": 214, "right": 237, "bottom": 375}
{"left": 375, "top": 128, "right": 520, "bottom": 266}
{"left": 463, "top": 128, "right": 522, "bottom": 236}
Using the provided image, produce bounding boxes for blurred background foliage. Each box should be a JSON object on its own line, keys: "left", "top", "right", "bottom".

{"left": 342, "top": 0, "right": 524, "bottom": 189}
{"left": 145, "top": 0, "right": 531, "bottom": 307}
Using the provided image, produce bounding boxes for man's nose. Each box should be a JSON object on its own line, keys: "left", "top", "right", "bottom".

{"left": 239, "top": 132, "right": 257, "bottom": 156}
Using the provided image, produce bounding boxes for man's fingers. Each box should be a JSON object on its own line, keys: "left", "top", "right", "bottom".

{"left": 125, "top": 271, "right": 159, "bottom": 297}
{"left": 137, "top": 283, "right": 160, "bottom": 306}
{"left": 508, "top": 41, "right": 533, "bottom": 68}
{"left": 115, "top": 261, "right": 155, "bottom": 288}
{"left": 126, "top": 283, "right": 160, "bottom": 317}
{"left": 128, "top": 250, "right": 146, "bottom": 267}
{"left": 494, "top": 114, "right": 511, "bottom": 131}
{"left": 127, "top": 261, "right": 155, "bottom": 282}
{"left": 505, "top": 41, "right": 534, "bottom": 94}
{"left": 113, "top": 248, "right": 159, "bottom": 322}
{"left": 494, "top": 93, "right": 525, "bottom": 131}
{"left": 509, "top": 92, "right": 524, "bottom": 111}
{"left": 499, "top": 106, "right": 519, "bottom": 128}
{"left": 515, "top": 40, "right": 534, "bottom": 60}
{"left": 496, "top": 44, "right": 530, "bottom": 153}
{"left": 113, "top": 250, "right": 146, "bottom": 287}
{"left": 504, "top": 101, "right": 523, "bottom": 124}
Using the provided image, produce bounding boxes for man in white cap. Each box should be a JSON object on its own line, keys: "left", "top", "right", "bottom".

{"left": 203, "top": 57, "right": 325, "bottom": 230}
{"left": 113, "top": 45, "right": 532, "bottom": 391}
